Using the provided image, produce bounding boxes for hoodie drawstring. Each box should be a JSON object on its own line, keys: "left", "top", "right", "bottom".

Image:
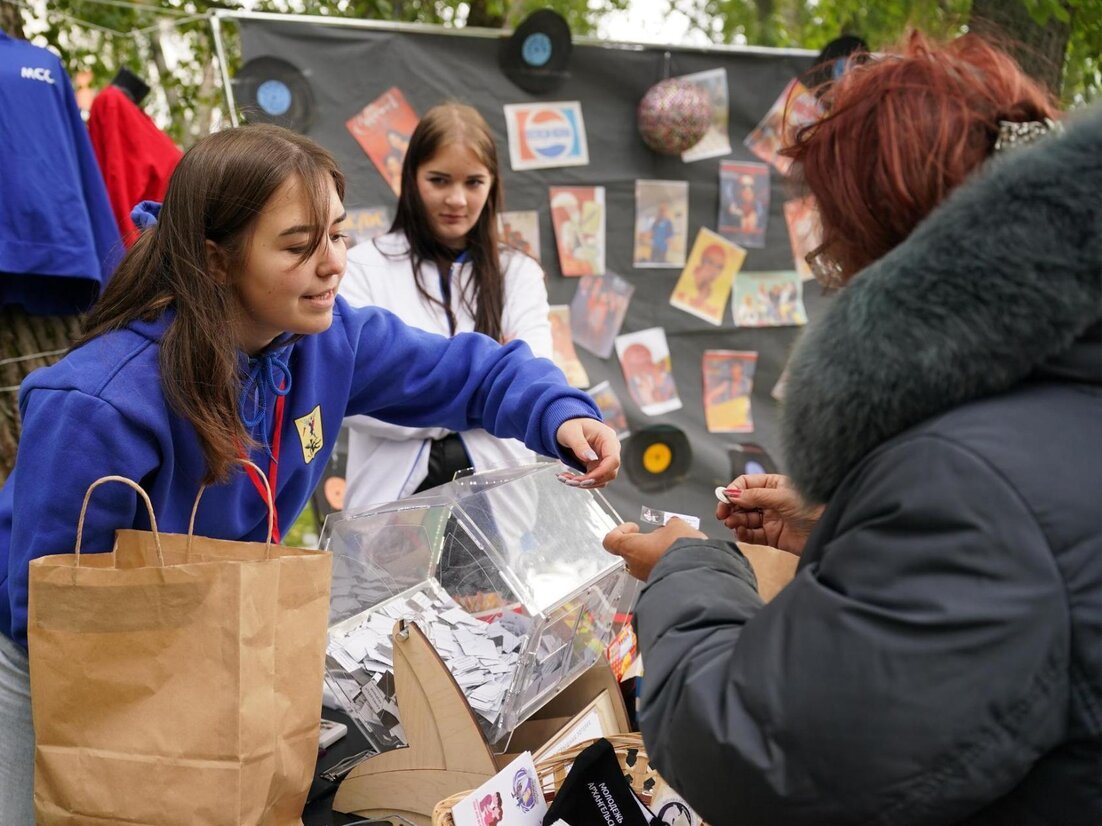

{"left": 239, "top": 347, "right": 292, "bottom": 459}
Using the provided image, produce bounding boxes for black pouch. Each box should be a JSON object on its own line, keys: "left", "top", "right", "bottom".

{"left": 542, "top": 738, "right": 657, "bottom": 826}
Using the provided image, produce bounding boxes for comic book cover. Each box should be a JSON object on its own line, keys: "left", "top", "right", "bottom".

{"left": 569, "top": 272, "right": 634, "bottom": 359}
{"left": 702, "top": 350, "right": 758, "bottom": 433}
{"left": 587, "top": 380, "right": 630, "bottom": 440}
{"left": 678, "top": 68, "right": 732, "bottom": 162}
{"left": 633, "top": 180, "right": 689, "bottom": 268}
{"left": 345, "top": 87, "right": 419, "bottom": 196}
{"left": 669, "top": 228, "right": 746, "bottom": 326}
{"left": 550, "top": 186, "right": 605, "bottom": 276}
{"left": 743, "top": 79, "right": 821, "bottom": 175}
{"left": 498, "top": 210, "right": 540, "bottom": 262}
{"left": 783, "top": 196, "right": 823, "bottom": 281}
{"left": 718, "top": 161, "right": 770, "bottom": 249}
{"left": 548, "top": 305, "right": 589, "bottom": 388}
{"left": 615, "top": 328, "right": 682, "bottom": 416}
{"left": 732, "top": 270, "right": 808, "bottom": 327}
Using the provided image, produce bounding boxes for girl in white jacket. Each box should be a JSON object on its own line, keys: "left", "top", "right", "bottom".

{"left": 340, "top": 102, "right": 553, "bottom": 512}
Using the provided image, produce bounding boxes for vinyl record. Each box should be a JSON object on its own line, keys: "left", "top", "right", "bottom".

{"left": 728, "top": 442, "right": 778, "bottom": 479}
{"left": 499, "top": 9, "right": 572, "bottom": 94}
{"left": 233, "top": 56, "right": 316, "bottom": 134}
{"left": 623, "top": 425, "right": 692, "bottom": 493}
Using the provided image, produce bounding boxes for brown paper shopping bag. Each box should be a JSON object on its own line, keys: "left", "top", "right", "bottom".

{"left": 27, "top": 467, "right": 332, "bottom": 825}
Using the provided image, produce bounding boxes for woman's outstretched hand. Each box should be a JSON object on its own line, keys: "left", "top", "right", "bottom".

{"left": 555, "top": 418, "right": 621, "bottom": 488}
{"left": 717, "top": 473, "right": 823, "bottom": 556}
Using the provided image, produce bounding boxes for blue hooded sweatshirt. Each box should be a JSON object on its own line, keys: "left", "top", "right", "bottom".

{"left": 0, "top": 296, "right": 600, "bottom": 648}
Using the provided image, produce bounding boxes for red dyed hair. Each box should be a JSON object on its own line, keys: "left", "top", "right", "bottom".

{"left": 786, "top": 32, "right": 1058, "bottom": 280}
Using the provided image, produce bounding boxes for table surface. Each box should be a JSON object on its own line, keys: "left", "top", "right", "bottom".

{"left": 302, "top": 709, "right": 379, "bottom": 826}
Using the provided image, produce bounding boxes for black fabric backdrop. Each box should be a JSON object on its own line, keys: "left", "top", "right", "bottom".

{"left": 236, "top": 18, "right": 826, "bottom": 538}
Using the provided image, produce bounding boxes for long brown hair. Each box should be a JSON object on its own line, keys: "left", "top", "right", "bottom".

{"left": 786, "top": 32, "right": 1057, "bottom": 281}
{"left": 78, "top": 124, "right": 345, "bottom": 483}
{"left": 389, "top": 102, "right": 506, "bottom": 341}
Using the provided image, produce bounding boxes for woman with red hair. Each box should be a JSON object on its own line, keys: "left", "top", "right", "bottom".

{"left": 605, "top": 33, "right": 1101, "bottom": 824}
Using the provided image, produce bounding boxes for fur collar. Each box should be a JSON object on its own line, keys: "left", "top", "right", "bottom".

{"left": 783, "top": 106, "right": 1102, "bottom": 503}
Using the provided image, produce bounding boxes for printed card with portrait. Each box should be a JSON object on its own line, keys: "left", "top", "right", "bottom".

{"left": 498, "top": 210, "right": 541, "bottom": 262}
{"left": 345, "top": 87, "right": 419, "bottom": 196}
{"left": 743, "top": 79, "right": 821, "bottom": 175}
{"left": 718, "top": 161, "right": 770, "bottom": 249}
{"left": 783, "top": 196, "right": 823, "bottom": 281}
{"left": 504, "top": 101, "right": 589, "bottom": 171}
{"left": 343, "top": 206, "right": 393, "bottom": 247}
{"left": 669, "top": 228, "right": 746, "bottom": 326}
{"left": 615, "top": 328, "right": 682, "bottom": 417}
{"left": 569, "top": 272, "right": 634, "bottom": 359}
{"left": 677, "top": 68, "right": 732, "bottom": 162}
{"left": 548, "top": 306, "right": 589, "bottom": 388}
{"left": 452, "top": 752, "right": 547, "bottom": 826}
{"left": 633, "top": 180, "right": 689, "bottom": 269}
{"left": 587, "top": 380, "right": 630, "bottom": 440}
{"left": 732, "top": 270, "right": 808, "bottom": 328}
{"left": 550, "top": 186, "right": 606, "bottom": 276}
{"left": 702, "top": 350, "right": 758, "bottom": 433}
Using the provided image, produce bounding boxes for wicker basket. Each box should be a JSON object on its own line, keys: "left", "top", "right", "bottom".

{"left": 431, "top": 733, "right": 658, "bottom": 826}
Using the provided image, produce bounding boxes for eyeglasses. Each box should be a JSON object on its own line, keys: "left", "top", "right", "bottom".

{"left": 805, "top": 243, "right": 846, "bottom": 290}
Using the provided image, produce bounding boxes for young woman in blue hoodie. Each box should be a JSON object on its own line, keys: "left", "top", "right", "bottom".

{"left": 0, "top": 123, "right": 619, "bottom": 820}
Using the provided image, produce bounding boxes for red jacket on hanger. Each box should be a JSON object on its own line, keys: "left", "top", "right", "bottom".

{"left": 88, "top": 85, "right": 182, "bottom": 246}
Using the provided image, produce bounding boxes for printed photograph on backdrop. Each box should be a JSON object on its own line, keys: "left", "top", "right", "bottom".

{"left": 548, "top": 306, "right": 589, "bottom": 388}
{"left": 569, "top": 272, "right": 633, "bottom": 359}
{"left": 784, "top": 196, "right": 823, "bottom": 280}
{"left": 503, "top": 101, "right": 589, "bottom": 171}
{"left": 718, "top": 161, "right": 770, "bottom": 249}
{"left": 345, "top": 87, "right": 419, "bottom": 196}
{"left": 550, "top": 186, "right": 605, "bottom": 276}
{"left": 344, "top": 206, "right": 393, "bottom": 247}
{"left": 498, "top": 210, "right": 540, "bottom": 261}
{"left": 677, "top": 68, "right": 732, "bottom": 162}
{"left": 732, "top": 270, "right": 808, "bottom": 327}
{"left": 743, "top": 79, "right": 821, "bottom": 175}
{"left": 633, "top": 180, "right": 689, "bottom": 268}
{"left": 703, "top": 350, "right": 758, "bottom": 433}
{"left": 669, "top": 228, "right": 747, "bottom": 326}
{"left": 615, "top": 328, "right": 682, "bottom": 416}
{"left": 771, "top": 362, "right": 790, "bottom": 401}
{"left": 587, "top": 380, "right": 630, "bottom": 440}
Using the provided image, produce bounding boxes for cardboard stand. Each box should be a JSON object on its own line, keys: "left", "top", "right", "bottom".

{"left": 333, "top": 620, "right": 629, "bottom": 824}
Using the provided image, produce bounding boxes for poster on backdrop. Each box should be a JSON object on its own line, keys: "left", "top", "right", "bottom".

{"left": 550, "top": 186, "right": 605, "bottom": 276}
{"left": 504, "top": 101, "right": 589, "bottom": 171}
{"left": 344, "top": 206, "right": 393, "bottom": 247}
{"left": 616, "top": 328, "right": 682, "bottom": 416}
{"left": 717, "top": 161, "right": 770, "bottom": 249}
{"left": 345, "top": 87, "right": 419, "bottom": 196}
{"left": 569, "top": 272, "right": 633, "bottom": 359}
{"left": 548, "top": 305, "right": 590, "bottom": 388}
{"left": 587, "top": 380, "right": 630, "bottom": 440}
{"left": 744, "top": 78, "right": 821, "bottom": 175}
{"left": 784, "top": 196, "right": 823, "bottom": 280}
{"left": 669, "top": 228, "right": 746, "bottom": 326}
{"left": 702, "top": 350, "right": 758, "bottom": 433}
{"left": 633, "top": 180, "right": 689, "bottom": 268}
{"left": 732, "top": 270, "right": 808, "bottom": 327}
{"left": 498, "top": 210, "right": 541, "bottom": 261}
{"left": 677, "top": 68, "right": 732, "bottom": 162}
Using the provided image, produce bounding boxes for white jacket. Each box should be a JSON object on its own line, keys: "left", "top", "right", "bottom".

{"left": 340, "top": 232, "right": 553, "bottom": 512}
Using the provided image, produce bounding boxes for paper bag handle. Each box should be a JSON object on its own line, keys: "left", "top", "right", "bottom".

{"left": 75, "top": 476, "right": 164, "bottom": 567}
{"left": 186, "top": 459, "right": 274, "bottom": 562}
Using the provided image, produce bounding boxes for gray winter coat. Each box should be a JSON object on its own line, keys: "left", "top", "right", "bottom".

{"left": 635, "top": 107, "right": 1102, "bottom": 825}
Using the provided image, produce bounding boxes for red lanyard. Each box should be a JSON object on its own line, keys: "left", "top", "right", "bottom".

{"left": 242, "top": 391, "right": 286, "bottom": 544}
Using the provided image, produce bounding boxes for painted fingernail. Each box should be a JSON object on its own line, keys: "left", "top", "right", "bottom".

{"left": 579, "top": 479, "right": 596, "bottom": 488}
{"left": 583, "top": 449, "right": 598, "bottom": 462}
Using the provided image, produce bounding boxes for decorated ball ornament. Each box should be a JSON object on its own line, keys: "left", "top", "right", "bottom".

{"left": 637, "top": 78, "right": 713, "bottom": 155}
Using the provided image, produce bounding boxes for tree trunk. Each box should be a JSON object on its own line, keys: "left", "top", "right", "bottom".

{"left": 0, "top": 13, "right": 84, "bottom": 485}
{"left": 0, "top": 0, "right": 24, "bottom": 38}
{"left": 969, "top": 0, "right": 1071, "bottom": 96}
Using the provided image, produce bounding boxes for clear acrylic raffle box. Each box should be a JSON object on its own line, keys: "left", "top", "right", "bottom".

{"left": 320, "top": 462, "right": 637, "bottom": 754}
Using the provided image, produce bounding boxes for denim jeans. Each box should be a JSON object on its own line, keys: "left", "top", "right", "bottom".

{"left": 0, "top": 633, "right": 34, "bottom": 824}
